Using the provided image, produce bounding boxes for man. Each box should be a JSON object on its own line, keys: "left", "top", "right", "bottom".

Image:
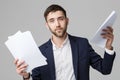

{"left": 14, "top": 4, "right": 116, "bottom": 80}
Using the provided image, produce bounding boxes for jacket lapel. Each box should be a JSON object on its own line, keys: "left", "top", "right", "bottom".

{"left": 69, "top": 35, "right": 78, "bottom": 80}
{"left": 43, "top": 40, "right": 56, "bottom": 80}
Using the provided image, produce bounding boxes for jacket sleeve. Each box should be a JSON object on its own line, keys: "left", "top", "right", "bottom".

{"left": 87, "top": 40, "right": 116, "bottom": 75}
{"left": 31, "top": 67, "right": 41, "bottom": 80}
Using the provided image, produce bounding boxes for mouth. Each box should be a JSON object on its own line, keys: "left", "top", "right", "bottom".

{"left": 56, "top": 28, "right": 62, "bottom": 31}
{"left": 56, "top": 29, "right": 62, "bottom": 31}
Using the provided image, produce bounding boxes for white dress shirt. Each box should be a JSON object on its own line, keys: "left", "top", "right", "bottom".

{"left": 51, "top": 36, "right": 76, "bottom": 80}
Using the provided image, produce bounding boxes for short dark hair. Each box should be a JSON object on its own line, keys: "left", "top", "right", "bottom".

{"left": 44, "top": 4, "right": 67, "bottom": 21}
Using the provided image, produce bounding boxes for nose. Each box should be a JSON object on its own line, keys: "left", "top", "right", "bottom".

{"left": 55, "top": 20, "right": 60, "bottom": 27}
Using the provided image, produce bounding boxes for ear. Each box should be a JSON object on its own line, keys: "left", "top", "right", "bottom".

{"left": 66, "top": 17, "right": 69, "bottom": 24}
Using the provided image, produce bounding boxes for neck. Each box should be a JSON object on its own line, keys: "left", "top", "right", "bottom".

{"left": 52, "top": 33, "right": 67, "bottom": 48}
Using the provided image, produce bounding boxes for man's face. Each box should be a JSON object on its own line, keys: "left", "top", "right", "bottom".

{"left": 46, "top": 11, "right": 68, "bottom": 38}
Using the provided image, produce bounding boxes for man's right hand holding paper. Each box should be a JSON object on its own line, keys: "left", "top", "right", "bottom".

{"left": 14, "top": 59, "right": 30, "bottom": 80}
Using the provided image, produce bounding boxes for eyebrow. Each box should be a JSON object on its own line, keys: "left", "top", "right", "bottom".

{"left": 48, "top": 18, "right": 54, "bottom": 22}
{"left": 48, "top": 16, "right": 65, "bottom": 20}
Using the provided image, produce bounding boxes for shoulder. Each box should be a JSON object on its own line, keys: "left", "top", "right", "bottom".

{"left": 68, "top": 34, "right": 89, "bottom": 42}
{"left": 38, "top": 39, "right": 52, "bottom": 52}
{"left": 68, "top": 34, "right": 91, "bottom": 47}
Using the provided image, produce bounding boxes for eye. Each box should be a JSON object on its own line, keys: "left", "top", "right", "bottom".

{"left": 58, "top": 17, "right": 65, "bottom": 21}
{"left": 48, "top": 18, "right": 54, "bottom": 23}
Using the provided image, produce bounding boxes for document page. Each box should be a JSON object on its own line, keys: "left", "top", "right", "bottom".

{"left": 5, "top": 31, "right": 47, "bottom": 72}
{"left": 91, "top": 11, "right": 117, "bottom": 48}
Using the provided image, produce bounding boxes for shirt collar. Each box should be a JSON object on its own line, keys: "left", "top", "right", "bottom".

{"left": 51, "top": 35, "right": 69, "bottom": 50}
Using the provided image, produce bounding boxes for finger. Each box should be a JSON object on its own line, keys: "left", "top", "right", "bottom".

{"left": 101, "top": 33, "right": 113, "bottom": 39}
{"left": 107, "top": 26, "right": 113, "bottom": 33}
{"left": 103, "top": 26, "right": 113, "bottom": 33}
{"left": 102, "top": 28, "right": 113, "bottom": 35}
{"left": 17, "top": 63, "right": 28, "bottom": 70}
{"left": 17, "top": 64, "right": 27, "bottom": 73}
{"left": 16, "top": 60, "right": 25, "bottom": 68}
{"left": 17, "top": 67, "right": 27, "bottom": 75}
{"left": 14, "top": 58, "right": 19, "bottom": 65}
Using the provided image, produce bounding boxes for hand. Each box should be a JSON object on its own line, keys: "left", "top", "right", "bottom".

{"left": 14, "top": 59, "right": 30, "bottom": 79}
{"left": 101, "top": 26, "right": 114, "bottom": 50}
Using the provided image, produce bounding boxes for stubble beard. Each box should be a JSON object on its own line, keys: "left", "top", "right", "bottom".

{"left": 50, "top": 27, "right": 67, "bottom": 38}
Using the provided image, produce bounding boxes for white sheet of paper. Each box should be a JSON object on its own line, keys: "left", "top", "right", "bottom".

{"left": 8, "top": 30, "right": 22, "bottom": 39}
{"left": 5, "top": 31, "right": 47, "bottom": 72}
{"left": 90, "top": 11, "right": 117, "bottom": 48}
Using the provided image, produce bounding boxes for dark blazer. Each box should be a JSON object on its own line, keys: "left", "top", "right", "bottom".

{"left": 31, "top": 35, "right": 115, "bottom": 80}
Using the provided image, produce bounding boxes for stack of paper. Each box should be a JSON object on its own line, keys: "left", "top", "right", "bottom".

{"left": 5, "top": 31, "right": 47, "bottom": 72}
{"left": 91, "top": 11, "right": 117, "bottom": 48}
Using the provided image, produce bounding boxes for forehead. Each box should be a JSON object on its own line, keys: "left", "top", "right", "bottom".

{"left": 46, "top": 11, "right": 65, "bottom": 20}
